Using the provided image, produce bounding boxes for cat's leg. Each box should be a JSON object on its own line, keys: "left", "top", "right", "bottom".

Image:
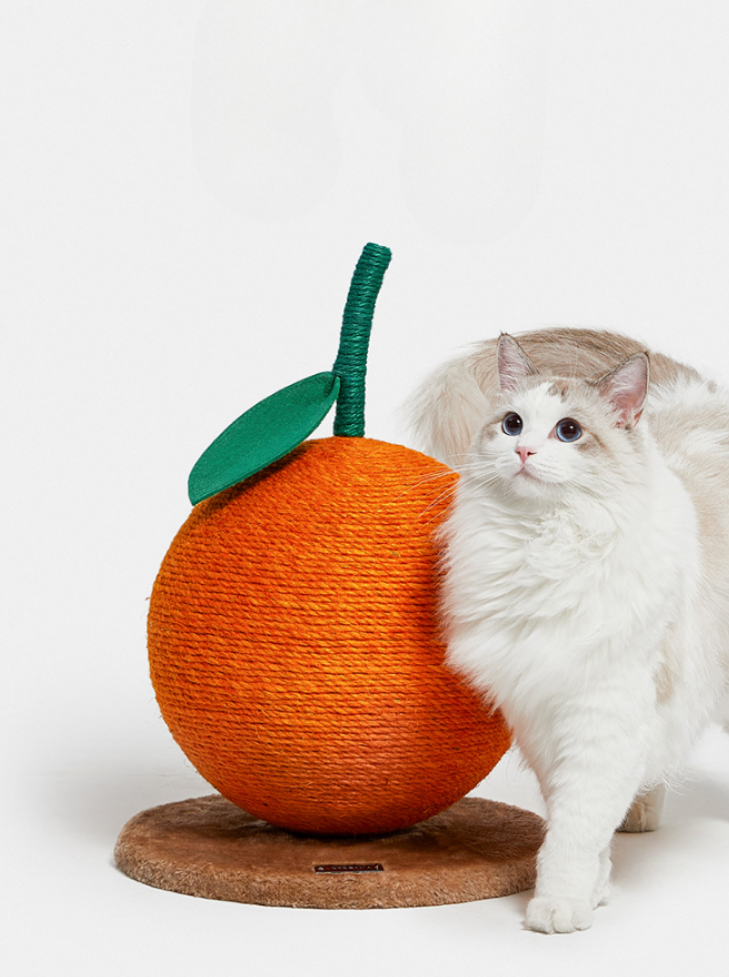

{"left": 526, "top": 824, "right": 618, "bottom": 933}
{"left": 617, "top": 784, "right": 666, "bottom": 833}
{"left": 592, "top": 845, "right": 612, "bottom": 907}
{"left": 523, "top": 724, "right": 646, "bottom": 934}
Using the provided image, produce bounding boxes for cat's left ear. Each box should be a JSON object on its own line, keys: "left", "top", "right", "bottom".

{"left": 593, "top": 353, "right": 649, "bottom": 428}
{"left": 497, "top": 334, "right": 539, "bottom": 393}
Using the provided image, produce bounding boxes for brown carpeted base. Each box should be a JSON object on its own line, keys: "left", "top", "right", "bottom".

{"left": 114, "top": 794, "right": 544, "bottom": 909}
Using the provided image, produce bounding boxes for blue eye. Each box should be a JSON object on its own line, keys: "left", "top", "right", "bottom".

{"left": 502, "top": 413, "right": 523, "bottom": 436}
{"left": 555, "top": 418, "right": 582, "bottom": 442}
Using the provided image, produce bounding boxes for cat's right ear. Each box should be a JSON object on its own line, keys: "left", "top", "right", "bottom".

{"left": 497, "top": 334, "right": 539, "bottom": 393}
{"left": 593, "top": 353, "right": 649, "bottom": 428}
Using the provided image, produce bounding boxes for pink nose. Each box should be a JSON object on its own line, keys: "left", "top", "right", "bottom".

{"left": 517, "top": 446, "right": 536, "bottom": 464}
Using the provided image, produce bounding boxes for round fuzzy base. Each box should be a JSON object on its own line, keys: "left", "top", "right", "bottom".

{"left": 114, "top": 794, "right": 544, "bottom": 909}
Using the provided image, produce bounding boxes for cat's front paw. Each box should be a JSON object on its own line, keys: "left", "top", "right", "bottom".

{"left": 525, "top": 896, "right": 594, "bottom": 934}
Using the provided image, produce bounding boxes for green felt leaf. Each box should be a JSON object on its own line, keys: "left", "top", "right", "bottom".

{"left": 188, "top": 371, "right": 340, "bottom": 505}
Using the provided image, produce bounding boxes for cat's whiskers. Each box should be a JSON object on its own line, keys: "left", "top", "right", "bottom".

{"left": 389, "top": 467, "right": 460, "bottom": 525}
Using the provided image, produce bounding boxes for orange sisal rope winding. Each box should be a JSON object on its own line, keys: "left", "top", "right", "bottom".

{"left": 148, "top": 436, "right": 510, "bottom": 836}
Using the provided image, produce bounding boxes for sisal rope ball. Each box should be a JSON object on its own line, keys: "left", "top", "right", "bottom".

{"left": 147, "top": 244, "right": 510, "bottom": 836}
{"left": 148, "top": 436, "right": 509, "bottom": 835}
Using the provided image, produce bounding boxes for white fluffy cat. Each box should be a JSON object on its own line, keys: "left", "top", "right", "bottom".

{"left": 408, "top": 327, "right": 729, "bottom": 934}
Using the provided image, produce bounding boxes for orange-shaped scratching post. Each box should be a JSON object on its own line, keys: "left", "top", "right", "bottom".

{"left": 148, "top": 437, "right": 510, "bottom": 835}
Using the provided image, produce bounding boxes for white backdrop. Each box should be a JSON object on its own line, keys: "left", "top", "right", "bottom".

{"left": 4, "top": 2, "right": 729, "bottom": 974}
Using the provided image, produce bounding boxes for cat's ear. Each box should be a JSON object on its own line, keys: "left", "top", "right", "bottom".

{"left": 593, "top": 353, "right": 649, "bottom": 428}
{"left": 497, "top": 334, "right": 539, "bottom": 393}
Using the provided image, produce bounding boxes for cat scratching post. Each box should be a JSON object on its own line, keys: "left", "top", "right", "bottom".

{"left": 116, "top": 244, "right": 543, "bottom": 909}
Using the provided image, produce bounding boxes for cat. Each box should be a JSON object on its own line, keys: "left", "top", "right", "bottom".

{"left": 408, "top": 327, "right": 729, "bottom": 933}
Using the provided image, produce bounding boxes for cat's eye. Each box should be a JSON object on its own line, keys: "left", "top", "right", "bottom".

{"left": 555, "top": 418, "right": 582, "bottom": 442}
{"left": 501, "top": 413, "right": 523, "bottom": 436}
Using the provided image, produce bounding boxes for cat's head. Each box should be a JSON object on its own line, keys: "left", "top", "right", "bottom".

{"left": 470, "top": 333, "right": 650, "bottom": 502}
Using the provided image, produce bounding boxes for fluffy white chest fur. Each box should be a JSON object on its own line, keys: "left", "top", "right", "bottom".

{"left": 410, "top": 328, "right": 729, "bottom": 933}
{"left": 446, "top": 447, "right": 703, "bottom": 780}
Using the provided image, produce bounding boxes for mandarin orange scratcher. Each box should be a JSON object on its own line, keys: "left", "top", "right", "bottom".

{"left": 115, "top": 244, "right": 544, "bottom": 908}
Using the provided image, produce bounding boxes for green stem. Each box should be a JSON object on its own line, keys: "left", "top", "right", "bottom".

{"left": 332, "top": 243, "right": 392, "bottom": 437}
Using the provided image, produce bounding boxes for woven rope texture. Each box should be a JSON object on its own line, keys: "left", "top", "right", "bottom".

{"left": 148, "top": 437, "right": 510, "bottom": 835}
{"left": 332, "top": 243, "right": 391, "bottom": 437}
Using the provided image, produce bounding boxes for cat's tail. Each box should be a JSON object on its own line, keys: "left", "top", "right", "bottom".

{"left": 405, "top": 340, "right": 499, "bottom": 470}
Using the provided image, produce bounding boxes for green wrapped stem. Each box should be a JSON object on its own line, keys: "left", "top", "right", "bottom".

{"left": 332, "top": 243, "right": 392, "bottom": 437}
